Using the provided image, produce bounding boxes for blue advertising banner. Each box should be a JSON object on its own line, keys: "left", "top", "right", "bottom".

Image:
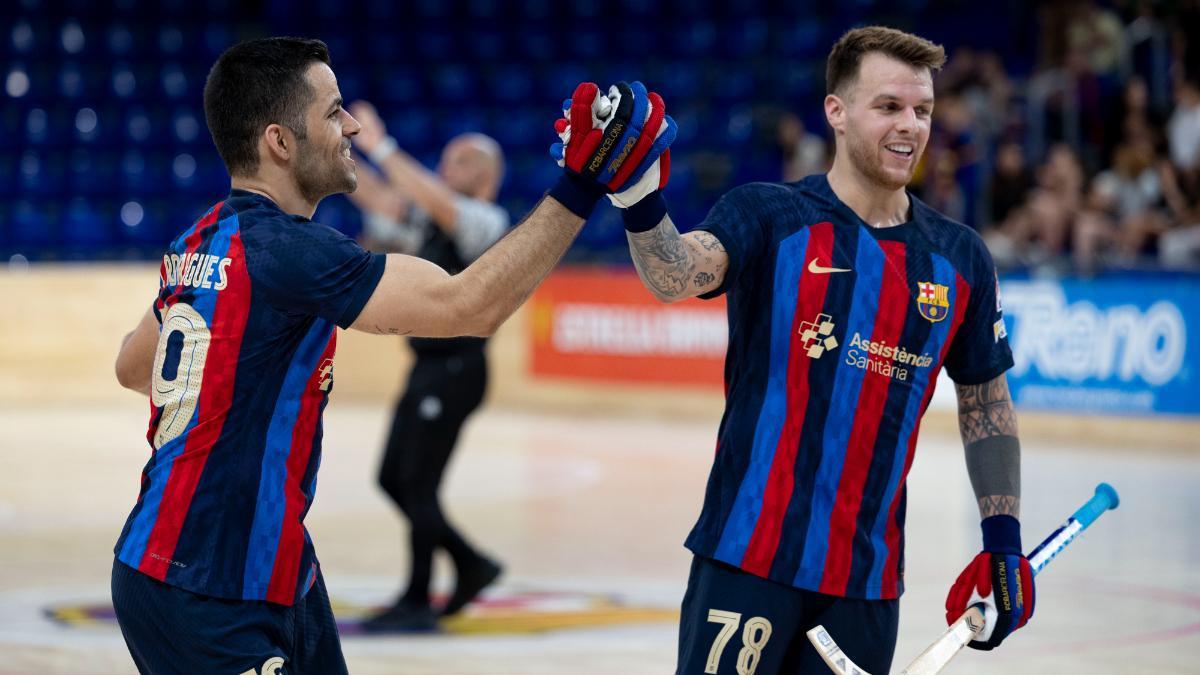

{"left": 1000, "top": 273, "right": 1199, "bottom": 416}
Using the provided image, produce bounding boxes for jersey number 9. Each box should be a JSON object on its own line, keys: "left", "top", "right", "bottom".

{"left": 150, "top": 302, "right": 211, "bottom": 449}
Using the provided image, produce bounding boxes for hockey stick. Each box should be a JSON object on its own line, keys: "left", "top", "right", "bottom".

{"left": 806, "top": 483, "right": 1120, "bottom": 675}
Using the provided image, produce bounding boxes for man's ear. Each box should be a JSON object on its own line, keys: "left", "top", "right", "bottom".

{"left": 824, "top": 94, "right": 846, "bottom": 136}
{"left": 261, "top": 123, "right": 293, "bottom": 163}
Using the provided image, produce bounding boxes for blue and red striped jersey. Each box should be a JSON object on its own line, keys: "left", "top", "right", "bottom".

{"left": 687, "top": 174, "right": 1013, "bottom": 600}
{"left": 115, "top": 190, "right": 385, "bottom": 606}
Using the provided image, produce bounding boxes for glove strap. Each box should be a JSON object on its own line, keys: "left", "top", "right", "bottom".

{"left": 620, "top": 191, "right": 668, "bottom": 233}
{"left": 981, "top": 514, "right": 1022, "bottom": 556}
{"left": 547, "top": 173, "right": 607, "bottom": 219}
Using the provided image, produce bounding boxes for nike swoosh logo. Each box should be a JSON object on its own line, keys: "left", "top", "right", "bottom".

{"left": 808, "top": 258, "right": 851, "bottom": 274}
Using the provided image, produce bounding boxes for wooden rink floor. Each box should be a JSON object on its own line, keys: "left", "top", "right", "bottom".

{"left": 1, "top": 399, "right": 1198, "bottom": 674}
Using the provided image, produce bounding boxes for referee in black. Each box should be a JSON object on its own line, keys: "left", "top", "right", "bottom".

{"left": 347, "top": 100, "right": 507, "bottom": 632}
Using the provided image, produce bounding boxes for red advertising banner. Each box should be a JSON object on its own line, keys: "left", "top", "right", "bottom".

{"left": 528, "top": 267, "right": 727, "bottom": 387}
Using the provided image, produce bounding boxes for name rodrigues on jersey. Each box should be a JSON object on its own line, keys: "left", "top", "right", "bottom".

{"left": 843, "top": 332, "right": 933, "bottom": 381}
{"left": 162, "top": 252, "right": 233, "bottom": 290}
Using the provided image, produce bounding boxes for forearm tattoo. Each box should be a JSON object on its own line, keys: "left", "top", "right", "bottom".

{"left": 956, "top": 377, "right": 1021, "bottom": 518}
{"left": 627, "top": 220, "right": 695, "bottom": 299}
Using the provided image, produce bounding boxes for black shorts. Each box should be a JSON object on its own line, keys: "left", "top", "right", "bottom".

{"left": 111, "top": 559, "right": 347, "bottom": 675}
{"left": 677, "top": 556, "right": 899, "bottom": 675}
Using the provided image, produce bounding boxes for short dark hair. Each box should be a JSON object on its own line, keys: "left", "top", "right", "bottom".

{"left": 826, "top": 26, "right": 946, "bottom": 97}
{"left": 203, "top": 37, "right": 331, "bottom": 176}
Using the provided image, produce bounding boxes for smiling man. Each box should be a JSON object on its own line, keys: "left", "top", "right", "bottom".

{"left": 109, "top": 37, "right": 673, "bottom": 674}
{"left": 612, "top": 27, "right": 1032, "bottom": 673}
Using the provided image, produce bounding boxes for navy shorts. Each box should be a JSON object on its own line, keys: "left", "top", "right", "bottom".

{"left": 677, "top": 556, "right": 898, "bottom": 675}
{"left": 111, "top": 559, "right": 347, "bottom": 675}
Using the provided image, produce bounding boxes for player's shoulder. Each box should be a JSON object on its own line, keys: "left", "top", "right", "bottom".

{"left": 231, "top": 195, "right": 351, "bottom": 251}
{"left": 910, "top": 194, "right": 990, "bottom": 260}
{"left": 719, "top": 175, "right": 835, "bottom": 213}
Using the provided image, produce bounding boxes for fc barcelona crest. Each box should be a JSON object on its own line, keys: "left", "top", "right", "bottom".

{"left": 915, "top": 281, "right": 950, "bottom": 323}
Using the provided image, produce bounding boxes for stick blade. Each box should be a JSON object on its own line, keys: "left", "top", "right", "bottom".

{"left": 899, "top": 607, "right": 982, "bottom": 675}
{"left": 806, "top": 625, "right": 873, "bottom": 675}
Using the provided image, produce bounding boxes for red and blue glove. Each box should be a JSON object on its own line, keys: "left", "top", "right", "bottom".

{"left": 945, "top": 514, "right": 1036, "bottom": 651}
{"left": 547, "top": 81, "right": 676, "bottom": 227}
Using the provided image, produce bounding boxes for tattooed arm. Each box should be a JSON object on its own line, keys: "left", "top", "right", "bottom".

{"left": 625, "top": 215, "right": 729, "bottom": 303}
{"left": 955, "top": 373, "right": 1021, "bottom": 519}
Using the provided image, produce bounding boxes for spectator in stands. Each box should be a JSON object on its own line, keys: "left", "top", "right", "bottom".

{"left": 778, "top": 112, "right": 828, "bottom": 182}
{"left": 346, "top": 100, "right": 508, "bottom": 632}
{"left": 992, "top": 144, "right": 1085, "bottom": 267}
{"left": 924, "top": 153, "right": 968, "bottom": 224}
{"left": 1167, "top": 77, "right": 1200, "bottom": 196}
{"left": 988, "top": 141, "right": 1035, "bottom": 229}
{"left": 1104, "top": 76, "right": 1167, "bottom": 163}
{"left": 921, "top": 93, "right": 980, "bottom": 224}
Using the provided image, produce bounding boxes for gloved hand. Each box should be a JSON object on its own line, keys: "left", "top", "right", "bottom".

{"left": 945, "top": 515, "right": 1036, "bottom": 651}
{"left": 547, "top": 81, "right": 676, "bottom": 218}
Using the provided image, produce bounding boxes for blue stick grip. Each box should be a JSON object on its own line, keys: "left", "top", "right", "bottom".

{"left": 1071, "top": 483, "right": 1120, "bottom": 528}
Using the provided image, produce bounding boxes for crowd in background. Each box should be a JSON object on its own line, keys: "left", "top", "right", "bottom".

{"left": 773, "top": 0, "right": 1200, "bottom": 273}
{"left": 4, "top": 0, "right": 1200, "bottom": 274}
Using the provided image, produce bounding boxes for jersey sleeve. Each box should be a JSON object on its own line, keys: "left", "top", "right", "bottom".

{"left": 693, "top": 183, "right": 772, "bottom": 299}
{"left": 943, "top": 236, "right": 1014, "bottom": 385}
{"left": 244, "top": 217, "right": 386, "bottom": 329}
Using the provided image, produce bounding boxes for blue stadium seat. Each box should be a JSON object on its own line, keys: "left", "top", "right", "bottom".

{"left": 364, "top": 0, "right": 397, "bottom": 21}
{"left": 57, "top": 20, "right": 89, "bottom": 58}
{"left": 571, "top": 0, "right": 602, "bottom": 19}
{"left": 619, "top": 0, "right": 657, "bottom": 16}
{"left": 671, "top": 22, "right": 718, "bottom": 58}
{"left": 335, "top": 70, "right": 367, "bottom": 101}
{"left": 158, "top": 62, "right": 188, "bottom": 100}
{"left": 61, "top": 197, "right": 112, "bottom": 247}
{"left": 519, "top": 0, "right": 552, "bottom": 20}
{"left": 655, "top": 61, "right": 701, "bottom": 100}
{"left": 0, "top": 105, "right": 23, "bottom": 150}
{"left": 11, "top": 199, "right": 55, "bottom": 247}
{"left": 709, "top": 64, "right": 755, "bottom": 103}
{"left": 170, "top": 152, "right": 199, "bottom": 191}
{"left": 487, "top": 65, "right": 534, "bottom": 104}
{"left": 66, "top": 149, "right": 96, "bottom": 194}
{"left": 0, "top": 152, "right": 14, "bottom": 196}
{"left": 202, "top": 24, "right": 232, "bottom": 59}
{"left": 488, "top": 106, "right": 541, "bottom": 152}
{"left": 515, "top": 30, "right": 554, "bottom": 62}
{"left": 467, "top": 29, "right": 506, "bottom": 62}
{"left": 57, "top": 61, "right": 86, "bottom": 99}
{"left": 416, "top": 28, "right": 452, "bottom": 61}
{"left": 18, "top": 149, "right": 61, "bottom": 197}
{"left": 195, "top": 152, "right": 227, "bottom": 194}
{"left": 9, "top": 20, "right": 36, "bottom": 56}
{"left": 775, "top": 19, "right": 825, "bottom": 58}
{"left": 414, "top": 0, "right": 450, "bottom": 19}
{"left": 366, "top": 35, "right": 403, "bottom": 65}
{"left": 573, "top": 28, "right": 604, "bottom": 60}
{"left": 72, "top": 105, "right": 103, "bottom": 145}
{"left": 321, "top": 35, "right": 354, "bottom": 65}
{"left": 110, "top": 62, "right": 137, "bottom": 99}
{"left": 467, "top": 0, "right": 502, "bottom": 19}
{"left": 157, "top": 25, "right": 185, "bottom": 56}
{"left": 387, "top": 109, "right": 433, "bottom": 148}
{"left": 122, "top": 106, "right": 154, "bottom": 143}
{"left": 120, "top": 149, "right": 147, "bottom": 191}
{"left": 376, "top": 67, "right": 423, "bottom": 104}
{"left": 436, "top": 109, "right": 487, "bottom": 142}
{"left": 541, "top": 64, "right": 590, "bottom": 99}
{"left": 431, "top": 65, "right": 477, "bottom": 104}
{"left": 722, "top": 18, "right": 769, "bottom": 58}
{"left": 171, "top": 108, "right": 202, "bottom": 145}
{"left": 105, "top": 23, "right": 135, "bottom": 56}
